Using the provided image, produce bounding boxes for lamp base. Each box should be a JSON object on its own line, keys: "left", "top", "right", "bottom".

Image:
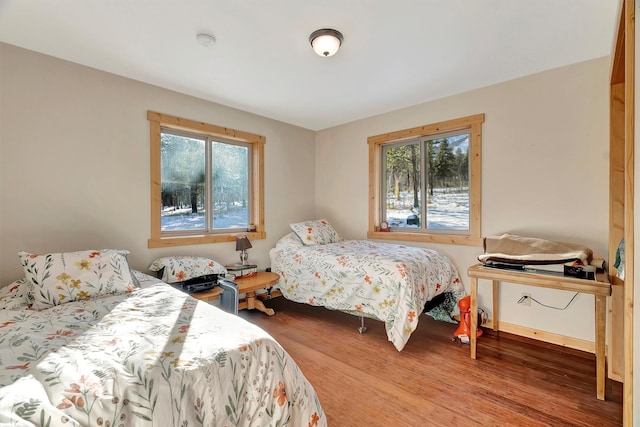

{"left": 240, "top": 249, "right": 249, "bottom": 265}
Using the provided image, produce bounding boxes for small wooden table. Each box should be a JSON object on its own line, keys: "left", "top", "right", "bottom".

{"left": 190, "top": 271, "right": 281, "bottom": 316}
{"left": 467, "top": 263, "right": 611, "bottom": 400}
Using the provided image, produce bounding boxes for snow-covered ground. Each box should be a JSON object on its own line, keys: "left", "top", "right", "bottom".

{"left": 161, "top": 188, "right": 469, "bottom": 231}
{"left": 386, "top": 188, "right": 469, "bottom": 230}
{"left": 161, "top": 207, "right": 247, "bottom": 231}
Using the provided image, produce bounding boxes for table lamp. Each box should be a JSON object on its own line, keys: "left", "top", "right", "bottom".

{"left": 236, "top": 235, "right": 252, "bottom": 265}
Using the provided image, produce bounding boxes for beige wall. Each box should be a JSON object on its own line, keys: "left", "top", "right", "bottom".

{"left": 315, "top": 57, "right": 610, "bottom": 342}
{"left": 0, "top": 43, "right": 316, "bottom": 282}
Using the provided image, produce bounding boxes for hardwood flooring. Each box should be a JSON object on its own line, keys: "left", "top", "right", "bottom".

{"left": 239, "top": 297, "right": 623, "bottom": 426}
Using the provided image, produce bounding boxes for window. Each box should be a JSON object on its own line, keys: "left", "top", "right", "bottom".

{"left": 148, "top": 111, "right": 265, "bottom": 248}
{"left": 367, "top": 114, "right": 484, "bottom": 246}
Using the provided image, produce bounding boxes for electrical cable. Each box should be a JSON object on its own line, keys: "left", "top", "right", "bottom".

{"left": 519, "top": 292, "right": 580, "bottom": 310}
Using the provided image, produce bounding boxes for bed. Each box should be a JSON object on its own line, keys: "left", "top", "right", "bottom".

{"left": 269, "top": 220, "right": 466, "bottom": 351}
{"left": 0, "top": 249, "right": 325, "bottom": 427}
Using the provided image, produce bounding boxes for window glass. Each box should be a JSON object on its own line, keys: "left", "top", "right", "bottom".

{"left": 382, "top": 131, "right": 470, "bottom": 232}
{"left": 212, "top": 141, "right": 250, "bottom": 229}
{"left": 160, "top": 128, "right": 251, "bottom": 234}
{"left": 161, "top": 132, "right": 206, "bottom": 232}
{"left": 382, "top": 141, "right": 421, "bottom": 229}
{"left": 425, "top": 132, "right": 470, "bottom": 232}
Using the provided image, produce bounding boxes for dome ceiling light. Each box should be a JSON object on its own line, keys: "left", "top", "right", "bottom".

{"left": 309, "top": 29, "right": 343, "bottom": 57}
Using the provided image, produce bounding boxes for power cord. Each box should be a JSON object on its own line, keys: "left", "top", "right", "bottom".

{"left": 517, "top": 293, "right": 579, "bottom": 310}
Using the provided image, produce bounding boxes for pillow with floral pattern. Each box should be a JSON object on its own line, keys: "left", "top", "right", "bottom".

{"left": 289, "top": 219, "right": 343, "bottom": 246}
{"left": 148, "top": 256, "right": 227, "bottom": 283}
{"left": 19, "top": 249, "right": 137, "bottom": 311}
{"left": 0, "top": 278, "right": 32, "bottom": 311}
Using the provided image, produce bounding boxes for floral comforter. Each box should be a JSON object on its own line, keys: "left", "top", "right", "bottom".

{"left": 270, "top": 239, "right": 466, "bottom": 351}
{"left": 0, "top": 274, "right": 325, "bottom": 427}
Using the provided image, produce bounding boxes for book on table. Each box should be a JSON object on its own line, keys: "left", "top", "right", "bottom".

{"left": 225, "top": 263, "right": 258, "bottom": 278}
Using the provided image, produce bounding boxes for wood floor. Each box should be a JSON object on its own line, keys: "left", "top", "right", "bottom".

{"left": 239, "top": 297, "right": 623, "bottom": 426}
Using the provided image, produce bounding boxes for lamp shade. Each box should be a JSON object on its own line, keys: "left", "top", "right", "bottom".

{"left": 309, "top": 29, "right": 343, "bottom": 57}
{"left": 236, "top": 235, "right": 252, "bottom": 251}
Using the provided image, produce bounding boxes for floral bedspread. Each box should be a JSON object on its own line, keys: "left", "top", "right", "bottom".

{"left": 270, "top": 239, "right": 466, "bottom": 351}
{"left": 0, "top": 275, "right": 325, "bottom": 427}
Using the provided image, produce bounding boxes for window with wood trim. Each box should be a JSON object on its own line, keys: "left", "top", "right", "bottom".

{"left": 367, "top": 114, "right": 484, "bottom": 246}
{"left": 148, "top": 111, "right": 265, "bottom": 248}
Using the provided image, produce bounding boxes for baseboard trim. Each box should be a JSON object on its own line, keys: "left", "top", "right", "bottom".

{"left": 485, "top": 320, "right": 595, "bottom": 354}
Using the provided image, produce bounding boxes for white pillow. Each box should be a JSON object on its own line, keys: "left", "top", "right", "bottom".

{"left": 148, "top": 256, "right": 227, "bottom": 283}
{"left": 289, "top": 219, "right": 342, "bottom": 246}
{"left": 19, "top": 249, "right": 137, "bottom": 311}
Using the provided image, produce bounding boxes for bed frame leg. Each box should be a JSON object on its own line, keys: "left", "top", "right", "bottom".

{"left": 358, "top": 315, "right": 367, "bottom": 334}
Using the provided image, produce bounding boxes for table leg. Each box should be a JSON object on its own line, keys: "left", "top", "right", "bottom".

{"left": 246, "top": 291, "right": 275, "bottom": 316}
{"left": 492, "top": 280, "right": 499, "bottom": 331}
{"left": 595, "top": 294, "right": 606, "bottom": 400}
{"left": 470, "top": 277, "right": 478, "bottom": 360}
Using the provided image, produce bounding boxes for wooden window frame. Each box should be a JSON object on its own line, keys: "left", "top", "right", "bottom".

{"left": 367, "top": 114, "right": 484, "bottom": 246}
{"left": 148, "top": 111, "right": 266, "bottom": 248}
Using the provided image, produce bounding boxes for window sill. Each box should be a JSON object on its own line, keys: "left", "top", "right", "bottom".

{"left": 149, "top": 231, "right": 266, "bottom": 248}
{"left": 367, "top": 231, "right": 483, "bottom": 246}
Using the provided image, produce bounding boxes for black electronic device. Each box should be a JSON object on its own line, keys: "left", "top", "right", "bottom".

{"left": 481, "top": 261, "right": 524, "bottom": 271}
{"left": 564, "top": 264, "right": 596, "bottom": 280}
{"left": 171, "top": 274, "right": 220, "bottom": 294}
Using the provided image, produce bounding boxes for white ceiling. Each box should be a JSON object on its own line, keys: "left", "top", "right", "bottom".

{"left": 0, "top": 0, "right": 620, "bottom": 131}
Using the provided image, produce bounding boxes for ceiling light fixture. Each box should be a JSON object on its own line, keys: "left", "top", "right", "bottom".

{"left": 309, "top": 28, "right": 343, "bottom": 57}
{"left": 196, "top": 33, "right": 216, "bottom": 47}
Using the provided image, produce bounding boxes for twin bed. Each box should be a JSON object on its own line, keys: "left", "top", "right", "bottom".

{"left": 270, "top": 220, "right": 466, "bottom": 351}
{"left": 0, "top": 250, "right": 324, "bottom": 426}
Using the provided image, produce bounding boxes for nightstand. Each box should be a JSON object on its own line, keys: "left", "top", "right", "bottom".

{"left": 189, "top": 271, "right": 281, "bottom": 316}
